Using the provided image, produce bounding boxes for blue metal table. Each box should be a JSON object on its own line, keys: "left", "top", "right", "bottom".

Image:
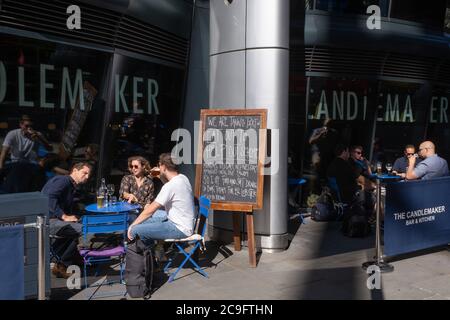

{"left": 85, "top": 201, "right": 141, "bottom": 214}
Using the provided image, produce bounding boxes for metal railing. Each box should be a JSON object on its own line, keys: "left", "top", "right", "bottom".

{"left": 23, "top": 215, "right": 47, "bottom": 300}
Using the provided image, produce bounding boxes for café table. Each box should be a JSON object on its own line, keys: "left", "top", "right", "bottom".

{"left": 362, "top": 173, "right": 402, "bottom": 272}
{"left": 85, "top": 201, "right": 141, "bottom": 214}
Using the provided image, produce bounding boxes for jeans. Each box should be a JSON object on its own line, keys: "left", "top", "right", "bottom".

{"left": 130, "top": 210, "right": 187, "bottom": 247}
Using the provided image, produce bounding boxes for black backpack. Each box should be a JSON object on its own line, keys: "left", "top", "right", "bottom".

{"left": 125, "top": 238, "right": 154, "bottom": 299}
{"left": 342, "top": 204, "right": 371, "bottom": 238}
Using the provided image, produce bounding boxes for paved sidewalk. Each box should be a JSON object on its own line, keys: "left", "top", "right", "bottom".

{"left": 52, "top": 215, "right": 450, "bottom": 300}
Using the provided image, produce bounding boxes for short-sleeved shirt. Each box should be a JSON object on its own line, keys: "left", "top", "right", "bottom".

{"left": 413, "top": 154, "right": 449, "bottom": 180}
{"left": 154, "top": 174, "right": 195, "bottom": 236}
{"left": 2, "top": 129, "right": 39, "bottom": 163}
{"left": 393, "top": 156, "right": 422, "bottom": 174}
{"left": 119, "top": 175, "right": 155, "bottom": 207}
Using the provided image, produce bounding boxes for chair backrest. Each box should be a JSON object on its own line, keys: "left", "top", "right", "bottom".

{"left": 196, "top": 196, "right": 210, "bottom": 237}
{"left": 327, "top": 176, "right": 342, "bottom": 203}
{"left": 81, "top": 213, "right": 128, "bottom": 241}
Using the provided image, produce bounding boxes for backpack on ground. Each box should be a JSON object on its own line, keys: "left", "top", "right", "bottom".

{"left": 125, "top": 238, "right": 154, "bottom": 299}
{"left": 341, "top": 204, "right": 371, "bottom": 238}
{"left": 311, "top": 187, "right": 337, "bottom": 221}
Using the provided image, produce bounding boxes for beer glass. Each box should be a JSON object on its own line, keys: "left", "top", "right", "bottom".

{"left": 97, "top": 191, "right": 105, "bottom": 208}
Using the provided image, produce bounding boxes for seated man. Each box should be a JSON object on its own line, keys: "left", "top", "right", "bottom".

{"left": 392, "top": 144, "right": 421, "bottom": 175}
{"left": 327, "top": 144, "right": 359, "bottom": 205}
{"left": 127, "top": 153, "right": 195, "bottom": 251}
{"left": 41, "top": 162, "right": 92, "bottom": 278}
{"left": 405, "top": 141, "right": 449, "bottom": 180}
{"left": 348, "top": 145, "right": 375, "bottom": 213}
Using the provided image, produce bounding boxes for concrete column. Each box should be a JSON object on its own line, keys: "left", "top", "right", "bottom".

{"left": 209, "top": 0, "right": 289, "bottom": 251}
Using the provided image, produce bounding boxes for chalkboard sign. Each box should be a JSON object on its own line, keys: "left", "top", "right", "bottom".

{"left": 195, "top": 109, "right": 267, "bottom": 211}
{"left": 60, "top": 81, "right": 97, "bottom": 160}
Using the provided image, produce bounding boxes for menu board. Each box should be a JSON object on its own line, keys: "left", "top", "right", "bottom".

{"left": 195, "top": 109, "right": 267, "bottom": 211}
{"left": 60, "top": 81, "right": 97, "bottom": 159}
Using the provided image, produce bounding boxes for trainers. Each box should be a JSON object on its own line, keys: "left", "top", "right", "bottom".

{"left": 52, "top": 263, "right": 71, "bottom": 279}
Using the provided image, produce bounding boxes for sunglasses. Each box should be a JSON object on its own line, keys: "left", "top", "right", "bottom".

{"left": 354, "top": 151, "right": 362, "bottom": 155}
{"left": 406, "top": 152, "right": 414, "bottom": 156}
{"left": 129, "top": 165, "right": 140, "bottom": 169}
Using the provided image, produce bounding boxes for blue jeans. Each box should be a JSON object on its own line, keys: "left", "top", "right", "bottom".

{"left": 130, "top": 210, "right": 187, "bottom": 247}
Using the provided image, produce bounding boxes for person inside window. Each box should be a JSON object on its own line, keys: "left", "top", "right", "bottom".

{"left": 0, "top": 115, "right": 52, "bottom": 170}
{"left": 119, "top": 156, "right": 155, "bottom": 208}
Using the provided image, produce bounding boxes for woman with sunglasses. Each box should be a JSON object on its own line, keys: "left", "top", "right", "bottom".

{"left": 119, "top": 156, "right": 155, "bottom": 207}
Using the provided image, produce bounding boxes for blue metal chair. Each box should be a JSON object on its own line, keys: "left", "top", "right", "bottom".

{"left": 78, "top": 212, "right": 128, "bottom": 288}
{"left": 163, "top": 196, "right": 210, "bottom": 282}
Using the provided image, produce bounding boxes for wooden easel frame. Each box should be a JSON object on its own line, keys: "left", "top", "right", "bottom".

{"left": 195, "top": 108, "right": 267, "bottom": 267}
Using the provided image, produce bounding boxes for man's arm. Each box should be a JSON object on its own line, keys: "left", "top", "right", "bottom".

{"left": 309, "top": 128, "right": 325, "bottom": 145}
{"left": 31, "top": 131, "right": 52, "bottom": 151}
{"left": 406, "top": 156, "right": 419, "bottom": 180}
{"left": 0, "top": 145, "right": 10, "bottom": 169}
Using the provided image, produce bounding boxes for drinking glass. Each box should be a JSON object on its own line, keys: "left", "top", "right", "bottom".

{"left": 386, "top": 162, "right": 393, "bottom": 174}
{"left": 376, "top": 162, "right": 383, "bottom": 175}
{"left": 107, "top": 184, "right": 115, "bottom": 205}
{"left": 110, "top": 196, "right": 118, "bottom": 205}
{"left": 96, "top": 191, "right": 105, "bottom": 208}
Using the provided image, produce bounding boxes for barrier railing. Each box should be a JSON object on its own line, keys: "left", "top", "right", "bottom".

{"left": 10, "top": 215, "right": 47, "bottom": 300}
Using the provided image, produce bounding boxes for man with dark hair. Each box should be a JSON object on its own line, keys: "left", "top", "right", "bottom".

{"left": 127, "top": 153, "right": 196, "bottom": 249}
{"left": 0, "top": 115, "right": 52, "bottom": 169}
{"left": 327, "top": 145, "right": 359, "bottom": 204}
{"left": 392, "top": 144, "right": 420, "bottom": 174}
{"left": 42, "top": 162, "right": 92, "bottom": 278}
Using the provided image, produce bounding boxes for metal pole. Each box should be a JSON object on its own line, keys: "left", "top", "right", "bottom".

{"left": 37, "top": 215, "right": 46, "bottom": 300}
{"left": 362, "top": 177, "right": 393, "bottom": 272}
{"left": 375, "top": 179, "right": 381, "bottom": 264}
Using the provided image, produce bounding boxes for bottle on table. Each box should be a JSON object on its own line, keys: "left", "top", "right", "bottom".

{"left": 97, "top": 178, "right": 107, "bottom": 208}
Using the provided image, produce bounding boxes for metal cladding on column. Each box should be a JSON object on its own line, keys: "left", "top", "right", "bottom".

{"left": 209, "top": 0, "right": 289, "bottom": 250}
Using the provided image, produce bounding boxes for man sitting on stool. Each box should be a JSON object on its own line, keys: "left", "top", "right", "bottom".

{"left": 42, "top": 162, "right": 92, "bottom": 278}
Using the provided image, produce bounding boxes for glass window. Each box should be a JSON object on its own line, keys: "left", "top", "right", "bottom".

{"left": 102, "top": 54, "right": 185, "bottom": 190}
{"left": 0, "top": 35, "right": 109, "bottom": 194}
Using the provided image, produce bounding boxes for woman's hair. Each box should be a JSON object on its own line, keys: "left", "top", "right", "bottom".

{"left": 127, "top": 156, "right": 151, "bottom": 176}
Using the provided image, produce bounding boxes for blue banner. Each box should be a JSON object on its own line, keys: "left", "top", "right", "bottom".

{"left": 385, "top": 176, "right": 450, "bottom": 256}
{"left": 0, "top": 225, "right": 24, "bottom": 300}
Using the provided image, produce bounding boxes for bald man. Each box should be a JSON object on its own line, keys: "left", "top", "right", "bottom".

{"left": 405, "top": 141, "right": 449, "bottom": 180}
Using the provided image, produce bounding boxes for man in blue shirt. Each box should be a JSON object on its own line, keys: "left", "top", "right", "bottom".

{"left": 42, "top": 162, "right": 92, "bottom": 278}
{"left": 392, "top": 144, "right": 421, "bottom": 174}
{"left": 405, "top": 141, "right": 449, "bottom": 180}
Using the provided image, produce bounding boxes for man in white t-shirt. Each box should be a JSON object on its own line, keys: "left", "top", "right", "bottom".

{"left": 127, "top": 153, "right": 196, "bottom": 246}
